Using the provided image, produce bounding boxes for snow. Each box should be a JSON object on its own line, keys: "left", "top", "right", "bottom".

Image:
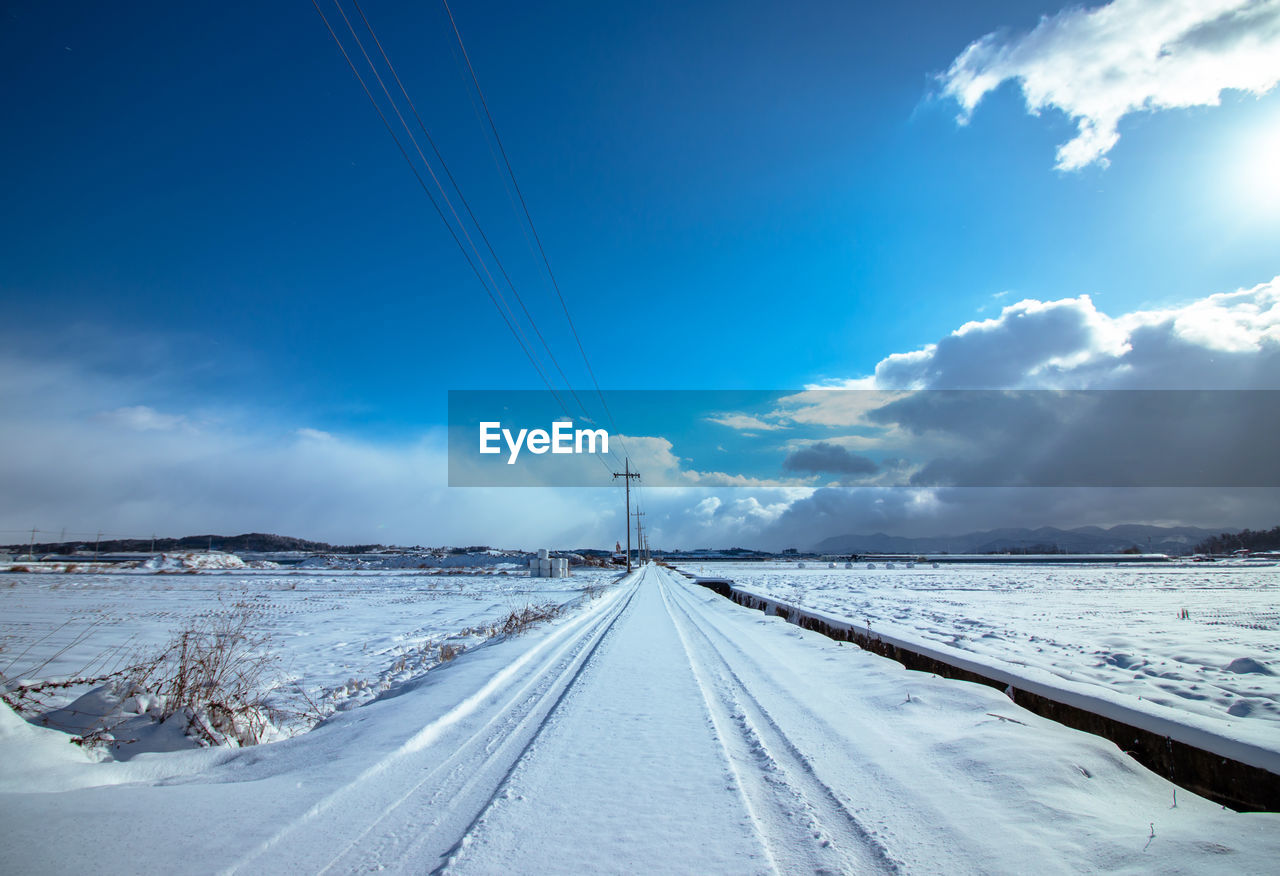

{"left": 0, "top": 549, "right": 542, "bottom": 574}
{"left": 696, "top": 562, "right": 1280, "bottom": 759}
{"left": 1, "top": 565, "right": 1276, "bottom": 873}
{"left": 0, "top": 696, "right": 99, "bottom": 782}
{"left": 139, "top": 551, "right": 276, "bottom": 570}
{"left": 0, "top": 567, "right": 615, "bottom": 756}
{"left": 292, "top": 550, "right": 532, "bottom": 570}
{"left": 1225, "top": 657, "right": 1274, "bottom": 675}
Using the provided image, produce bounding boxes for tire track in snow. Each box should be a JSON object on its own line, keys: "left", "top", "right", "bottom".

{"left": 658, "top": 569, "right": 902, "bottom": 875}
{"left": 660, "top": 571, "right": 1014, "bottom": 874}
{"left": 223, "top": 574, "right": 641, "bottom": 875}
{"left": 395, "top": 577, "right": 641, "bottom": 875}
{"left": 436, "top": 564, "right": 777, "bottom": 874}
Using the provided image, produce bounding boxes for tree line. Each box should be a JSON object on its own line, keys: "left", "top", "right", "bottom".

{"left": 1194, "top": 526, "right": 1280, "bottom": 555}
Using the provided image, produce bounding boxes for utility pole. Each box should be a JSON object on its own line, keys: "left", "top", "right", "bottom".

{"left": 29, "top": 527, "right": 37, "bottom": 561}
{"left": 150, "top": 534, "right": 156, "bottom": 555}
{"left": 612, "top": 458, "right": 640, "bottom": 572}
{"left": 634, "top": 510, "right": 646, "bottom": 566}
{"left": 94, "top": 530, "right": 102, "bottom": 561}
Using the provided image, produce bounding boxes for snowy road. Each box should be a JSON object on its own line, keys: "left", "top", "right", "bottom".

{"left": 446, "top": 565, "right": 893, "bottom": 874}
{"left": 3, "top": 565, "right": 1277, "bottom": 873}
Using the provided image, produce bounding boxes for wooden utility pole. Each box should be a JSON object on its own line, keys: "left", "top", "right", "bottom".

{"left": 94, "top": 530, "right": 102, "bottom": 560}
{"left": 634, "top": 510, "right": 646, "bottom": 566}
{"left": 612, "top": 458, "right": 640, "bottom": 572}
{"left": 28, "top": 527, "right": 37, "bottom": 561}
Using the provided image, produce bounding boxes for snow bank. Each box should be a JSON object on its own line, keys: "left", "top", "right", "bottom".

{"left": 0, "top": 701, "right": 98, "bottom": 788}
{"left": 140, "top": 551, "right": 277, "bottom": 571}
{"left": 711, "top": 562, "right": 1280, "bottom": 767}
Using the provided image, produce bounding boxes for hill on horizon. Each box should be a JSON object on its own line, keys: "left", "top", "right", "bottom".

{"left": 811, "top": 524, "right": 1224, "bottom": 556}
{"left": 3, "top": 532, "right": 383, "bottom": 556}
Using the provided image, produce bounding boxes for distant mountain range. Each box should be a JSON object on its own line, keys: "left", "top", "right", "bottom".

{"left": 812, "top": 524, "right": 1224, "bottom": 556}
{"left": 3, "top": 532, "right": 384, "bottom": 556}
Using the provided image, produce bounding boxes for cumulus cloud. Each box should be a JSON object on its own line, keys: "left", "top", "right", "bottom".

{"left": 941, "top": 0, "right": 1280, "bottom": 169}
{"left": 0, "top": 345, "right": 628, "bottom": 549}
{"left": 746, "top": 275, "right": 1280, "bottom": 547}
{"left": 771, "top": 389, "right": 903, "bottom": 428}
{"left": 0, "top": 342, "right": 817, "bottom": 550}
{"left": 599, "top": 435, "right": 792, "bottom": 488}
{"left": 865, "top": 390, "right": 1278, "bottom": 488}
{"left": 6, "top": 275, "right": 1279, "bottom": 552}
{"left": 705, "top": 413, "right": 785, "bottom": 431}
{"left": 664, "top": 491, "right": 801, "bottom": 546}
{"left": 693, "top": 496, "right": 722, "bottom": 518}
{"left": 781, "top": 442, "right": 880, "bottom": 476}
{"left": 758, "top": 484, "right": 1278, "bottom": 550}
{"left": 872, "top": 276, "right": 1280, "bottom": 389}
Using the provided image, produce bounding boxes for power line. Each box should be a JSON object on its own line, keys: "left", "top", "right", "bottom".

{"left": 311, "top": 0, "right": 563, "bottom": 412}
{"left": 336, "top": 1, "right": 579, "bottom": 419}
{"left": 439, "top": 0, "right": 631, "bottom": 464}
{"left": 343, "top": 2, "right": 627, "bottom": 474}
{"left": 350, "top": 0, "right": 599, "bottom": 429}
{"left": 316, "top": 1, "right": 617, "bottom": 478}
{"left": 326, "top": 1, "right": 568, "bottom": 417}
{"left": 314, "top": 1, "right": 623, "bottom": 478}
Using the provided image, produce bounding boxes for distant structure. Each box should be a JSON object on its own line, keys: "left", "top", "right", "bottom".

{"left": 529, "top": 548, "right": 569, "bottom": 578}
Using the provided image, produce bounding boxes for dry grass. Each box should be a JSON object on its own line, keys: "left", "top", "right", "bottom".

{"left": 4, "top": 590, "right": 575, "bottom": 750}
{"left": 0, "top": 619, "right": 137, "bottom": 718}
{"left": 121, "top": 602, "right": 280, "bottom": 746}
{"left": 498, "top": 602, "right": 564, "bottom": 636}
{"left": 458, "top": 601, "right": 565, "bottom": 641}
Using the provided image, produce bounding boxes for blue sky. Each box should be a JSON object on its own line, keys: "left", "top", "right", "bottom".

{"left": 3, "top": 0, "right": 1279, "bottom": 547}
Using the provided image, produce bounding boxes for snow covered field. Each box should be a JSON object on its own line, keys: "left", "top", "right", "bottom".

{"left": 706, "top": 562, "right": 1280, "bottom": 756}
{"left": 1, "top": 565, "right": 1276, "bottom": 874}
{"left": 0, "top": 566, "right": 616, "bottom": 747}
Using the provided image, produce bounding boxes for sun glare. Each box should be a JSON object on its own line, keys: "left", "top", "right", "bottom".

{"left": 1230, "top": 114, "right": 1280, "bottom": 215}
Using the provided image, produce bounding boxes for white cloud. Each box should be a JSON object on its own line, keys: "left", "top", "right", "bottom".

{"left": 747, "top": 275, "right": 1280, "bottom": 547}
{"left": 770, "top": 388, "right": 907, "bottom": 428}
{"left": 5, "top": 275, "right": 1278, "bottom": 552}
{"left": 941, "top": 0, "right": 1280, "bottom": 169}
{"left": 759, "top": 485, "right": 1276, "bottom": 550}
{"left": 693, "top": 496, "right": 721, "bottom": 518}
{"left": 97, "top": 406, "right": 190, "bottom": 432}
{"left": 1147, "top": 282, "right": 1280, "bottom": 352}
{"left": 0, "top": 349, "right": 814, "bottom": 550}
{"left": 869, "top": 276, "right": 1280, "bottom": 389}
{"left": 0, "top": 346, "right": 627, "bottom": 548}
{"left": 704, "top": 413, "right": 785, "bottom": 431}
